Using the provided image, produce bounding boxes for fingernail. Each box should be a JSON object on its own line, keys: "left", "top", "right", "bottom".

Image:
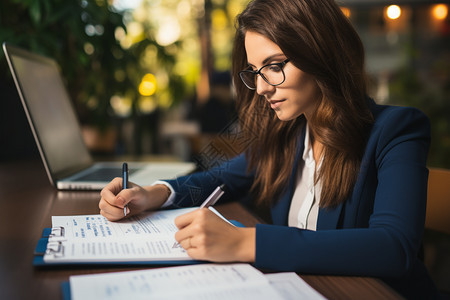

{"left": 126, "top": 207, "right": 130, "bottom": 215}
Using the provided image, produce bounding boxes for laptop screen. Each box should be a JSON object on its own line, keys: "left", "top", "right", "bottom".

{"left": 4, "top": 44, "right": 92, "bottom": 178}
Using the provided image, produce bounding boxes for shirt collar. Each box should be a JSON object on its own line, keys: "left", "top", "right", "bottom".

{"left": 302, "top": 122, "right": 324, "bottom": 169}
{"left": 302, "top": 123, "right": 314, "bottom": 164}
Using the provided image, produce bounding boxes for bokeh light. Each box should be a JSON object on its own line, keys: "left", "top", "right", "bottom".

{"left": 139, "top": 73, "right": 157, "bottom": 96}
{"left": 386, "top": 5, "right": 401, "bottom": 20}
{"left": 432, "top": 4, "right": 448, "bottom": 20}
{"left": 341, "top": 7, "right": 351, "bottom": 18}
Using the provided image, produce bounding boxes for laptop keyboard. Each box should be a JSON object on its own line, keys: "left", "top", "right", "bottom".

{"left": 76, "top": 167, "right": 137, "bottom": 181}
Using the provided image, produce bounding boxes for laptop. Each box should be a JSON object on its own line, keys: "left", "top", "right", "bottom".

{"left": 3, "top": 43, "right": 195, "bottom": 190}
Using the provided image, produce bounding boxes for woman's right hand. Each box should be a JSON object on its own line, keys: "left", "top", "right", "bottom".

{"left": 99, "top": 177, "right": 170, "bottom": 221}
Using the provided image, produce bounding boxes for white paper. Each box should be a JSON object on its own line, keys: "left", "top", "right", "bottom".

{"left": 51, "top": 207, "right": 197, "bottom": 241}
{"left": 69, "top": 263, "right": 283, "bottom": 300}
{"left": 44, "top": 208, "right": 198, "bottom": 263}
{"left": 266, "top": 272, "right": 327, "bottom": 300}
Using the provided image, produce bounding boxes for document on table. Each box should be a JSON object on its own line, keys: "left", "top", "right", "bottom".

{"left": 44, "top": 207, "right": 200, "bottom": 263}
{"left": 67, "top": 263, "right": 326, "bottom": 300}
{"left": 266, "top": 272, "right": 327, "bottom": 300}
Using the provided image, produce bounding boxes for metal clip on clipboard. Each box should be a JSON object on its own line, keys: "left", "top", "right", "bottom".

{"left": 48, "top": 226, "right": 65, "bottom": 238}
{"left": 45, "top": 241, "right": 64, "bottom": 258}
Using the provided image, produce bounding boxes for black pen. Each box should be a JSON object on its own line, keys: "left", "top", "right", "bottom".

{"left": 200, "top": 184, "right": 225, "bottom": 208}
{"left": 122, "top": 162, "right": 129, "bottom": 216}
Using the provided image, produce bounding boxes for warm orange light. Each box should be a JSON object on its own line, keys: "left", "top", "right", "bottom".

{"left": 340, "top": 7, "right": 351, "bottom": 18}
{"left": 386, "top": 5, "right": 401, "bottom": 20}
{"left": 432, "top": 4, "right": 448, "bottom": 20}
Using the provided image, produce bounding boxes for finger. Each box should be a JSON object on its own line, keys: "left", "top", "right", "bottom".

{"left": 100, "top": 207, "right": 124, "bottom": 222}
{"left": 174, "top": 210, "right": 199, "bottom": 229}
{"left": 179, "top": 237, "right": 193, "bottom": 250}
{"left": 174, "top": 226, "right": 193, "bottom": 243}
{"left": 101, "top": 177, "right": 123, "bottom": 196}
{"left": 98, "top": 197, "right": 109, "bottom": 211}
{"left": 100, "top": 177, "right": 123, "bottom": 206}
{"left": 115, "top": 186, "right": 139, "bottom": 208}
{"left": 186, "top": 248, "right": 202, "bottom": 260}
{"left": 99, "top": 195, "right": 128, "bottom": 220}
{"left": 99, "top": 194, "right": 124, "bottom": 212}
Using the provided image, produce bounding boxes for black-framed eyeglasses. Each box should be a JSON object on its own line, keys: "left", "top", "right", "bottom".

{"left": 239, "top": 58, "right": 290, "bottom": 90}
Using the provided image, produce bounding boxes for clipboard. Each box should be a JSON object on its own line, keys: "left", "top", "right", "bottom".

{"left": 33, "top": 220, "right": 244, "bottom": 267}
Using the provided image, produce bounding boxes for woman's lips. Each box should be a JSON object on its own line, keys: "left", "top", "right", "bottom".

{"left": 268, "top": 99, "right": 286, "bottom": 109}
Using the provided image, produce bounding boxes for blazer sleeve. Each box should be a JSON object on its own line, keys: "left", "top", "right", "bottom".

{"left": 254, "top": 107, "right": 431, "bottom": 279}
{"left": 163, "top": 153, "right": 255, "bottom": 208}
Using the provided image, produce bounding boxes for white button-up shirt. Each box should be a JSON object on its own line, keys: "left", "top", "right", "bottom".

{"left": 288, "top": 124, "right": 321, "bottom": 231}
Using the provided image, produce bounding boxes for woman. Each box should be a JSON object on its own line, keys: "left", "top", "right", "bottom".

{"left": 99, "top": 0, "right": 437, "bottom": 297}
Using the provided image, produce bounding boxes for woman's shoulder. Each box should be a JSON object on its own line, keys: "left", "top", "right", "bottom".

{"left": 370, "top": 101, "right": 428, "bottom": 123}
{"left": 366, "top": 101, "right": 431, "bottom": 158}
{"left": 370, "top": 102, "right": 430, "bottom": 134}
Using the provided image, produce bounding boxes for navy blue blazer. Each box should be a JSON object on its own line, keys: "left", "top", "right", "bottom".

{"left": 165, "top": 101, "right": 437, "bottom": 298}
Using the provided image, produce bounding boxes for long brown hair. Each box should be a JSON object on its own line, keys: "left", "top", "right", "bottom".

{"left": 232, "top": 0, "right": 374, "bottom": 208}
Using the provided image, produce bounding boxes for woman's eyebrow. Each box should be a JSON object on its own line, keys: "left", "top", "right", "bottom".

{"left": 262, "top": 53, "right": 285, "bottom": 65}
{"left": 247, "top": 53, "right": 286, "bottom": 67}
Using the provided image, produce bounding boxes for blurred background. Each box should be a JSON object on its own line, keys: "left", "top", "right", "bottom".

{"left": 0, "top": 0, "right": 449, "bottom": 293}
{"left": 1, "top": 0, "right": 449, "bottom": 167}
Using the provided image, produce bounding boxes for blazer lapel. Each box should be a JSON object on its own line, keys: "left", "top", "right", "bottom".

{"left": 316, "top": 99, "right": 378, "bottom": 230}
{"left": 317, "top": 203, "right": 344, "bottom": 230}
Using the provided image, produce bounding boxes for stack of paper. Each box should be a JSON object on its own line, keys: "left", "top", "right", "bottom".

{"left": 66, "top": 263, "right": 327, "bottom": 300}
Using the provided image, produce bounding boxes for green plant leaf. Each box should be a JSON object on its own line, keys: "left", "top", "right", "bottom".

{"left": 29, "top": 0, "right": 41, "bottom": 24}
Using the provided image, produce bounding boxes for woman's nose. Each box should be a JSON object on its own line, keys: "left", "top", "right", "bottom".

{"left": 256, "top": 75, "right": 275, "bottom": 96}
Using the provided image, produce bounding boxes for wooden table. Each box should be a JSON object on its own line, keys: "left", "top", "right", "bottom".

{"left": 0, "top": 160, "right": 403, "bottom": 300}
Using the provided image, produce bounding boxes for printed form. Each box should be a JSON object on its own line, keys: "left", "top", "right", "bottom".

{"left": 45, "top": 207, "right": 197, "bottom": 263}
{"left": 69, "top": 264, "right": 276, "bottom": 300}
{"left": 68, "top": 263, "right": 326, "bottom": 300}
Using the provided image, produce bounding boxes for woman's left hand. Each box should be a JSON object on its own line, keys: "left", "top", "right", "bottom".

{"left": 174, "top": 208, "right": 256, "bottom": 262}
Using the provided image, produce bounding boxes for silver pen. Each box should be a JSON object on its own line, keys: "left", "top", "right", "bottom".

{"left": 200, "top": 184, "right": 226, "bottom": 208}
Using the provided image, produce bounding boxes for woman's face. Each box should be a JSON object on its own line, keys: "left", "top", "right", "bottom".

{"left": 244, "top": 31, "right": 320, "bottom": 121}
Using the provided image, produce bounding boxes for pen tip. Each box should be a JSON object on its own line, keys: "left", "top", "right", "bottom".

{"left": 220, "top": 184, "right": 225, "bottom": 190}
